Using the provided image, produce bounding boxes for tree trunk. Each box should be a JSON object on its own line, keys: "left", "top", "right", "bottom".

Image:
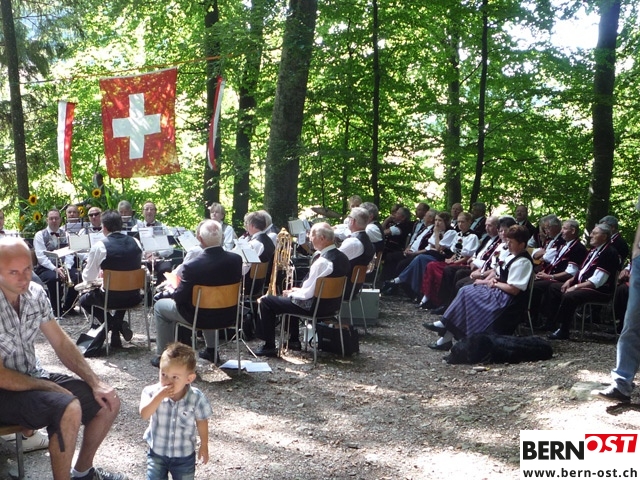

{"left": 203, "top": 0, "right": 221, "bottom": 217}
{"left": 444, "top": 21, "right": 462, "bottom": 209}
{"left": 263, "top": 0, "right": 318, "bottom": 228}
{"left": 1, "top": 0, "right": 29, "bottom": 207}
{"left": 232, "top": 0, "right": 271, "bottom": 230}
{"left": 587, "top": 0, "right": 620, "bottom": 231}
{"left": 469, "top": 0, "right": 488, "bottom": 207}
{"left": 370, "top": 0, "right": 381, "bottom": 206}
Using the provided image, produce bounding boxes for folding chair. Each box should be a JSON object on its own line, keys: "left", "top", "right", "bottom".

{"left": 174, "top": 282, "right": 242, "bottom": 371}
{"left": 91, "top": 268, "right": 149, "bottom": 355}
{"left": 364, "top": 251, "right": 383, "bottom": 289}
{"left": 279, "top": 275, "right": 347, "bottom": 364}
{"left": 516, "top": 273, "right": 536, "bottom": 336}
{"left": 575, "top": 273, "right": 620, "bottom": 338}
{"left": 244, "top": 262, "right": 270, "bottom": 317}
{"left": 0, "top": 424, "right": 24, "bottom": 479}
{"left": 342, "top": 264, "right": 369, "bottom": 334}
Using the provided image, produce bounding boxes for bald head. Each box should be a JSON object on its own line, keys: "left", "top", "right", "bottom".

{"left": 0, "top": 237, "right": 31, "bottom": 263}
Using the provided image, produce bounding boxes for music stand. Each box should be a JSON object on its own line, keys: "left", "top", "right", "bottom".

{"left": 230, "top": 246, "right": 262, "bottom": 357}
{"left": 44, "top": 249, "right": 74, "bottom": 320}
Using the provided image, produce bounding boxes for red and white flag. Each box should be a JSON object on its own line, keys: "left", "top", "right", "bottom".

{"left": 100, "top": 68, "right": 180, "bottom": 178}
{"left": 57, "top": 100, "right": 75, "bottom": 180}
{"left": 207, "top": 75, "right": 225, "bottom": 171}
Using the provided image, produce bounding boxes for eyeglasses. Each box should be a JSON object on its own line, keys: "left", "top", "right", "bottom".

{"left": 88, "top": 213, "right": 101, "bottom": 217}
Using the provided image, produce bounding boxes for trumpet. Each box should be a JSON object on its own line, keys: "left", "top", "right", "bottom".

{"left": 61, "top": 265, "right": 74, "bottom": 288}
{"left": 267, "top": 228, "right": 295, "bottom": 295}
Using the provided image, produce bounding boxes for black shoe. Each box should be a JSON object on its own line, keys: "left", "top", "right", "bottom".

{"left": 198, "top": 348, "right": 221, "bottom": 364}
{"left": 63, "top": 306, "right": 79, "bottom": 316}
{"left": 254, "top": 344, "right": 278, "bottom": 357}
{"left": 150, "top": 355, "right": 161, "bottom": 368}
{"left": 381, "top": 281, "right": 398, "bottom": 296}
{"left": 110, "top": 333, "right": 123, "bottom": 349}
{"left": 429, "top": 305, "right": 447, "bottom": 315}
{"left": 548, "top": 329, "right": 570, "bottom": 340}
{"left": 74, "top": 467, "right": 130, "bottom": 480}
{"left": 287, "top": 340, "right": 302, "bottom": 351}
{"left": 120, "top": 321, "right": 133, "bottom": 342}
{"left": 415, "top": 302, "right": 430, "bottom": 310}
{"left": 423, "top": 322, "right": 447, "bottom": 335}
{"left": 595, "top": 385, "right": 631, "bottom": 403}
{"left": 428, "top": 341, "right": 452, "bottom": 351}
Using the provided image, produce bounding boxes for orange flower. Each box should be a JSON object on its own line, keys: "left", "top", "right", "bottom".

{"left": 28, "top": 194, "right": 37, "bottom": 206}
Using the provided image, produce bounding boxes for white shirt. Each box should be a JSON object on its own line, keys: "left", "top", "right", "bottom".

{"left": 82, "top": 231, "right": 143, "bottom": 282}
{"left": 288, "top": 245, "right": 337, "bottom": 302}
{"left": 34, "top": 227, "right": 74, "bottom": 270}
{"left": 339, "top": 231, "right": 365, "bottom": 260}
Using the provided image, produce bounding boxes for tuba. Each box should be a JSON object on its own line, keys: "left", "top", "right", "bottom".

{"left": 267, "top": 228, "right": 295, "bottom": 295}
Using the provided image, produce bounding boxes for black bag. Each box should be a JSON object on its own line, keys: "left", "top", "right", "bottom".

{"left": 76, "top": 323, "right": 106, "bottom": 358}
{"left": 315, "top": 322, "right": 360, "bottom": 356}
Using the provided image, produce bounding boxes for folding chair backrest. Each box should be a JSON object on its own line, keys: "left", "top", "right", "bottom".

{"left": 103, "top": 269, "right": 146, "bottom": 292}
{"left": 249, "top": 262, "right": 270, "bottom": 281}
{"left": 347, "top": 264, "right": 368, "bottom": 300}
{"left": 192, "top": 282, "right": 242, "bottom": 310}
{"left": 314, "top": 275, "right": 347, "bottom": 300}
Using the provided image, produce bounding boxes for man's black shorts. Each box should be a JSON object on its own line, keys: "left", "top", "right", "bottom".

{"left": 0, "top": 373, "right": 101, "bottom": 446}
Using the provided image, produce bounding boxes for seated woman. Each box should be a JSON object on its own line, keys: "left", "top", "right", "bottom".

{"left": 381, "top": 211, "right": 454, "bottom": 301}
{"left": 425, "top": 225, "right": 533, "bottom": 351}
{"left": 417, "top": 212, "right": 483, "bottom": 309}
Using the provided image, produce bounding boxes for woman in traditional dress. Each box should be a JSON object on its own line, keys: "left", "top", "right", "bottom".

{"left": 380, "top": 211, "right": 455, "bottom": 301}
{"left": 425, "top": 225, "right": 533, "bottom": 351}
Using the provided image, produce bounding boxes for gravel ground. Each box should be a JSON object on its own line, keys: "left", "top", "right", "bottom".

{"left": 0, "top": 293, "right": 637, "bottom": 480}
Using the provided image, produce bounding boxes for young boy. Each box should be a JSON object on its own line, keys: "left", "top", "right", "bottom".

{"left": 140, "top": 343, "right": 212, "bottom": 480}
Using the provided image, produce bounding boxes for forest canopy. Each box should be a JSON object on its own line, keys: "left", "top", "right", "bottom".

{"left": 1, "top": 0, "right": 639, "bottom": 240}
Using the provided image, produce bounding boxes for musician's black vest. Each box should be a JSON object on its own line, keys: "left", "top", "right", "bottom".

{"left": 349, "top": 231, "right": 375, "bottom": 270}
{"left": 256, "top": 232, "right": 275, "bottom": 263}
{"left": 102, "top": 233, "right": 142, "bottom": 270}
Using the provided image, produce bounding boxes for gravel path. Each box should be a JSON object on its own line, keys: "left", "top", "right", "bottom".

{"left": 0, "top": 294, "right": 636, "bottom": 479}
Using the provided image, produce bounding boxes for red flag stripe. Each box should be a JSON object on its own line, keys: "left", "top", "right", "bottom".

{"left": 57, "top": 101, "right": 75, "bottom": 180}
{"left": 207, "top": 76, "right": 225, "bottom": 171}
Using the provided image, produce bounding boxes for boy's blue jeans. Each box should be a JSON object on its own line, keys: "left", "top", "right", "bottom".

{"left": 146, "top": 449, "right": 196, "bottom": 480}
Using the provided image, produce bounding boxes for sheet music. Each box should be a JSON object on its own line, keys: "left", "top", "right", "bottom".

{"left": 69, "top": 234, "right": 91, "bottom": 251}
{"left": 231, "top": 246, "right": 261, "bottom": 264}
{"left": 89, "top": 231, "right": 107, "bottom": 246}
{"left": 177, "top": 230, "right": 200, "bottom": 252}
{"left": 288, "top": 219, "right": 307, "bottom": 236}
{"left": 141, "top": 235, "right": 172, "bottom": 253}
{"left": 47, "top": 247, "right": 74, "bottom": 258}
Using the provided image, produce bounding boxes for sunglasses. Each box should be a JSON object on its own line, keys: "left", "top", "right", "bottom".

{"left": 88, "top": 213, "right": 101, "bottom": 217}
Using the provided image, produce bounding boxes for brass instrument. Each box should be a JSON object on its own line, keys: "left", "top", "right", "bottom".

{"left": 61, "top": 265, "right": 74, "bottom": 288}
{"left": 267, "top": 228, "right": 294, "bottom": 295}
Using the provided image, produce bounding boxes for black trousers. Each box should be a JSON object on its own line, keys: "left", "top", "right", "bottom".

{"left": 544, "top": 283, "right": 611, "bottom": 333}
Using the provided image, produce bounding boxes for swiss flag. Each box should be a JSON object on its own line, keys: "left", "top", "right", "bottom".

{"left": 100, "top": 68, "right": 180, "bottom": 178}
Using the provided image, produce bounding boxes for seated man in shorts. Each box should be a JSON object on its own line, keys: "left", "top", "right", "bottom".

{"left": 0, "top": 237, "right": 127, "bottom": 480}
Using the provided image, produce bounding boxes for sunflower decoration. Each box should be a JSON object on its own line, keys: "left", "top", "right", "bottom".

{"left": 33, "top": 211, "right": 42, "bottom": 222}
{"left": 28, "top": 194, "right": 38, "bottom": 206}
{"left": 78, "top": 205, "right": 86, "bottom": 217}
{"left": 92, "top": 188, "right": 102, "bottom": 199}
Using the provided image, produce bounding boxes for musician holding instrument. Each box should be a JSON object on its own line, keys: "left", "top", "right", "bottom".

{"left": 65, "top": 204, "right": 83, "bottom": 234}
{"left": 130, "top": 201, "right": 176, "bottom": 289}
{"left": 34, "top": 208, "right": 80, "bottom": 315}
{"left": 208, "top": 202, "right": 237, "bottom": 250}
{"left": 80, "top": 207, "right": 104, "bottom": 234}
{"left": 339, "top": 207, "right": 375, "bottom": 298}
{"left": 240, "top": 210, "right": 275, "bottom": 276}
{"left": 152, "top": 220, "right": 243, "bottom": 367}
{"left": 79, "top": 210, "right": 143, "bottom": 349}
{"left": 255, "top": 222, "right": 350, "bottom": 357}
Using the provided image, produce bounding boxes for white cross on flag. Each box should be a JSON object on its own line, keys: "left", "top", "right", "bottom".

{"left": 100, "top": 68, "right": 180, "bottom": 178}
